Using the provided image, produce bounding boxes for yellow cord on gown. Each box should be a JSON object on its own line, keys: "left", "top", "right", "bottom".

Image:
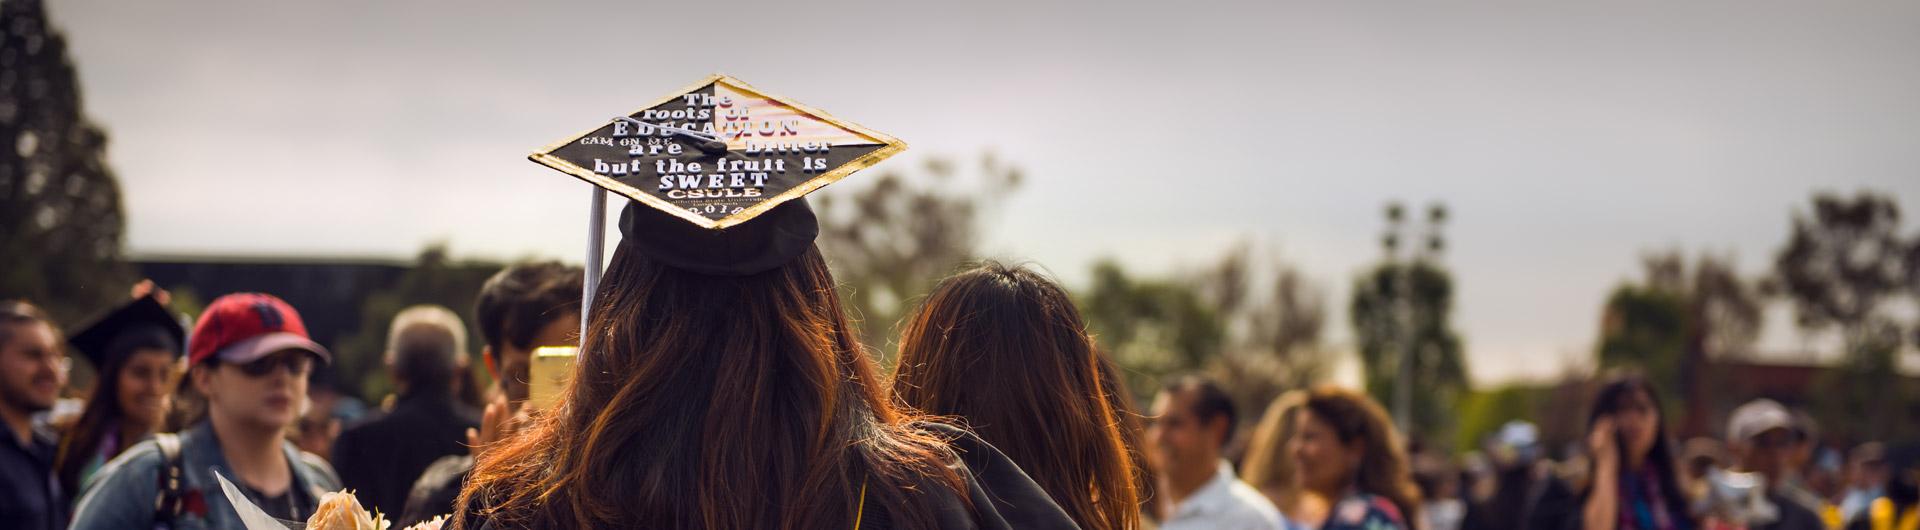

{"left": 853, "top": 479, "right": 868, "bottom": 530}
{"left": 1871, "top": 497, "right": 1920, "bottom": 530}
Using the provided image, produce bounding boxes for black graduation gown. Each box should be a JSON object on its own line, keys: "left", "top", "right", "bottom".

{"left": 869, "top": 423, "right": 1080, "bottom": 530}
{"left": 472, "top": 423, "right": 1080, "bottom": 530}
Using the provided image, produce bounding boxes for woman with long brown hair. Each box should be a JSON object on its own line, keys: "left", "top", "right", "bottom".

{"left": 54, "top": 293, "right": 183, "bottom": 504}
{"left": 454, "top": 200, "right": 1078, "bottom": 530}
{"left": 892, "top": 262, "right": 1144, "bottom": 530}
{"left": 1290, "top": 387, "right": 1421, "bottom": 530}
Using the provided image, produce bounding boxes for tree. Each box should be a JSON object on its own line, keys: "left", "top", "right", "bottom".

{"left": 1349, "top": 260, "right": 1469, "bottom": 444}
{"left": 1081, "top": 259, "right": 1225, "bottom": 401}
{"left": 1193, "top": 243, "right": 1331, "bottom": 420}
{"left": 1247, "top": 266, "right": 1329, "bottom": 374}
{"left": 1596, "top": 285, "right": 1688, "bottom": 399}
{"left": 1598, "top": 251, "right": 1762, "bottom": 436}
{"left": 0, "top": 0, "right": 131, "bottom": 323}
{"left": 1453, "top": 383, "right": 1549, "bottom": 453}
{"left": 813, "top": 153, "right": 1020, "bottom": 361}
{"left": 1773, "top": 192, "right": 1911, "bottom": 347}
{"left": 1197, "top": 244, "right": 1329, "bottom": 369}
{"left": 1770, "top": 191, "right": 1915, "bottom": 441}
{"left": 1080, "top": 243, "right": 1333, "bottom": 425}
{"left": 1641, "top": 252, "right": 1764, "bottom": 359}
{"left": 1350, "top": 202, "right": 1467, "bottom": 445}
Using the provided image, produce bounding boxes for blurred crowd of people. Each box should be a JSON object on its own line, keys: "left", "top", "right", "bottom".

{"left": 2, "top": 263, "right": 584, "bottom": 529}
{"left": 1, "top": 260, "right": 1915, "bottom": 530}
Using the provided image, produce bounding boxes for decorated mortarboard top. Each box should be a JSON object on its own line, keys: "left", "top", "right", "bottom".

{"left": 67, "top": 294, "right": 184, "bottom": 367}
{"left": 530, "top": 73, "right": 906, "bottom": 230}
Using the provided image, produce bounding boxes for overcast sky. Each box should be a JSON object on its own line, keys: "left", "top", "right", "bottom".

{"left": 47, "top": 0, "right": 1920, "bottom": 384}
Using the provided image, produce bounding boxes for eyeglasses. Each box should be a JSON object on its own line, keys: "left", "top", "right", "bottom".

{"left": 230, "top": 352, "right": 313, "bottom": 378}
{"left": 1749, "top": 431, "right": 1803, "bottom": 450}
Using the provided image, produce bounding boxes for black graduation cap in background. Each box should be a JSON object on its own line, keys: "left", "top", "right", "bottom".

{"left": 67, "top": 294, "right": 185, "bottom": 368}
{"left": 530, "top": 74, "right": 905, "bottom": 277}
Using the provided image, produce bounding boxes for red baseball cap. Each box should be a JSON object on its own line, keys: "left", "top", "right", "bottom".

{"left": 188, "top": 293, "right": 331, "bottom": 367}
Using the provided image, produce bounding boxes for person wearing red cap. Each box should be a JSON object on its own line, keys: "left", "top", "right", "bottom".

{"left": 70, "top": 293, "right": 341, "bottom": 530}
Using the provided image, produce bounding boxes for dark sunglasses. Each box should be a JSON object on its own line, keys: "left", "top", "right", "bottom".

{"left": 231, "top": 352, "right": 313, "bottom": 378}
{"left": 1750, "top": 432, "right": 1803, "bottom": 450}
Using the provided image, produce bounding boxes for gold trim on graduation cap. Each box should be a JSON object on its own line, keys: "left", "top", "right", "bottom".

{"left": 529, "top": 73, "right": 906, "bottom": 230}
{"left": 67, "top": 294, "right": 185, "bottom": 368}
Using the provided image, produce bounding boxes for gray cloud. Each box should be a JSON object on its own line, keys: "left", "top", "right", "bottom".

{"left": 48, "top": 0, "right": 1920, "bottom": 383}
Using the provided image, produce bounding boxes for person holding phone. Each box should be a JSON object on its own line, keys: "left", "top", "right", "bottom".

{"left": 396, "top": 262, "right": 582, "bottom": 528}
{"left": 1576, "top": 374, "right": 1696, "bottom": 530}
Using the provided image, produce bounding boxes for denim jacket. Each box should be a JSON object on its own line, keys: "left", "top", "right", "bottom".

{"left": 69, "top": 421, "right": 340, "bottom": 530}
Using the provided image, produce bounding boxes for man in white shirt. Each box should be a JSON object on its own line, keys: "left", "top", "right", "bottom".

{"left": 1147, "top": 375, "right": 1290, "bottom": 530}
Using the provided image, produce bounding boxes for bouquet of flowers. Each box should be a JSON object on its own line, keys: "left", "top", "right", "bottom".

{"left": 216, "top": 471, "right": 449, "bottom": 530}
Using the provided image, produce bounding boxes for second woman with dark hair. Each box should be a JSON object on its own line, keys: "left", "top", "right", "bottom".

{"left": 1574, "top": 374, "right": 1696, "bottom": 530}
{"left": 893, "top": 262, "right": 1144, "bottom": 530}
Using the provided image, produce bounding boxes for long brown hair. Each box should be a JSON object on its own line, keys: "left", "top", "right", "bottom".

{"left": 457, "top": 246, "right": 965, "bottom": 530}
{"left": 892, "top": 262, "right": 1142, "bottom": 530}
{"left": 1098, "top": 353, "right": 1158, "bottom": 522}
{"left": 1300, "top": 386, "right": 1422, "bottom": 522}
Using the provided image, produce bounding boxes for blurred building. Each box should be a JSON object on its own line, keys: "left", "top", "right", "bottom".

{"left": 133, "top": 254, "right": 410, "bottom": 347}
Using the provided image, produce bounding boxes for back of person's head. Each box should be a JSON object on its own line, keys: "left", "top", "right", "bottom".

{"left": 1299, "top": 386, "right": 1422, "bottom": 522}
{"left": 894, "top": 261, "right": 1140, "bottom": 530}
{"left": 475, "top": 261, "right": 583, "bottom": 353}
{"left": 1163, "top": 374, "right": 1237, "bottom": 448}
{"left": 461, "top": 246, "right": 963, "bottom": 530}
{"left": 385, "top": 305, "right": 466, "bottom": 398}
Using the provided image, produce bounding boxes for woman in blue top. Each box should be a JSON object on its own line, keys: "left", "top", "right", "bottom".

{"left": 1289, "top": 387, "right": 1421, "bottom": 530}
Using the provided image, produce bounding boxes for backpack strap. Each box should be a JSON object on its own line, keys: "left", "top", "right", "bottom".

{"left": 152, "top": 433, "right": 185, "bottom": 528}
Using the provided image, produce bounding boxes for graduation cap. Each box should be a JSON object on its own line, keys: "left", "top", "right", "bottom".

{"left": 528, "top": 74, "right": 907, "bottom": 333}
{"left": 67, "top": 294, "right": 185, "bottom": 369}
